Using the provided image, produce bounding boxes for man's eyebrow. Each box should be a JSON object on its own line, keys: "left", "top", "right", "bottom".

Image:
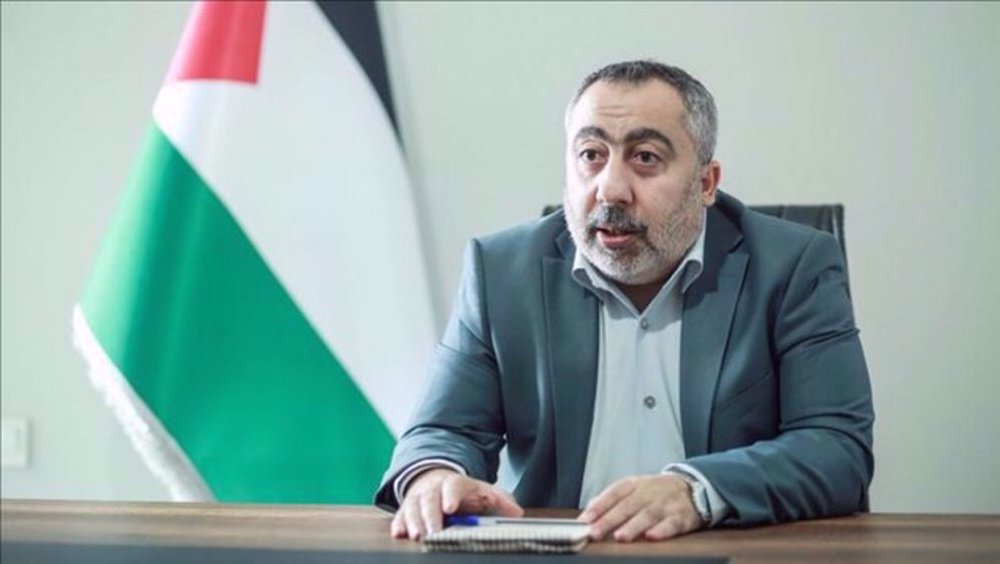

{"left": 573, "top": 125, "right": 612, "bottom": 144}
{"left": 573, "top": 126, "right": 677, "bottom": 157}
{"left": 623, "top": 127, "right": 676, "bottom": 156}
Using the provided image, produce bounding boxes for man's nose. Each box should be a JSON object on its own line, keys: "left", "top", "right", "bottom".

{"left": 595, "top": 158, "right": 633, "bottom": 206}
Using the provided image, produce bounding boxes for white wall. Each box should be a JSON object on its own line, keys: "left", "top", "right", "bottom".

{"left": 3, "top": 1, "right": 998, "bottom": 512}
{"left": 1, "top": 1, "right": 187, "bottom": 501}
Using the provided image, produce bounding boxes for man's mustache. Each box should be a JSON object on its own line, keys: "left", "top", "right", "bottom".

{"left": 586, "top": 206, "right": 648, "bottom": 237}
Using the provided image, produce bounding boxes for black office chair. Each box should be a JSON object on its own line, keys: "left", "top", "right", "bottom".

{"left": 751, "top": 204, "right": 846, "bottom": 260}
{"left": 541, "top": 203, "right": 848, "bottom": 276}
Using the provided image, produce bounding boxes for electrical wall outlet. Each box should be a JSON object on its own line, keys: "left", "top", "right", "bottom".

{"left": 1, "top": 416, "right": 30, "bottom": 468}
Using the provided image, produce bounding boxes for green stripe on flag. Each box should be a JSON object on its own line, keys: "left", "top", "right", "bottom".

{"left": 81, "top": 125, "right": 396, "bottom": 503}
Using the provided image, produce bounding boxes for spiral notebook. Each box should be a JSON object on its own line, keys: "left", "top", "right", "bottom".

{"left": 423, "top": 517, "right": 590, "bottom": 554}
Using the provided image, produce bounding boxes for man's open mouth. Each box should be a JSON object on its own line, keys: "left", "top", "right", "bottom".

{"left": 594, "top": 227, "right": 640, "bottom": 249}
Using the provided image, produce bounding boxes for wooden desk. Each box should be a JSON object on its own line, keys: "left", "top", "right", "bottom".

{"left": 2, "top": 500, "right": 998, "bottom": 563}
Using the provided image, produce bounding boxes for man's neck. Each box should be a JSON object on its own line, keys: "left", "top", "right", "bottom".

{"left": 614, "top": 262, "right": 678, "bottom": 313}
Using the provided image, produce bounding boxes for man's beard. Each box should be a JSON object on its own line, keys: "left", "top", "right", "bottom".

{"left": 564, "top": 183, "right": 704, "bottom": 285}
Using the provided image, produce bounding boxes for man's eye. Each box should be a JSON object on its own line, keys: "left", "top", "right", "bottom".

{"left": 579, "top": 149, "right": 601, "bottom": 162}
{"left": 634, "top": 151, "right": 660, "bottom": 164}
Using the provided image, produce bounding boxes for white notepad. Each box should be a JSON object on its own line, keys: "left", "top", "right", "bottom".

{"left": 423, "top": 517, "right": 590, "bottom": 554}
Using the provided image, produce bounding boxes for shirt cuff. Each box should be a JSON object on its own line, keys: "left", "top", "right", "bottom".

{"left": 392, "top": 458, "right": 467, "bottom": 505}
{"left": 663, "top": 463, "right": 731, "bottom": 527}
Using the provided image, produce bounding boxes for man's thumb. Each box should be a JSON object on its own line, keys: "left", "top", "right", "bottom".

{"left": 491, "top": 489, "right": 525, "bottom": 517}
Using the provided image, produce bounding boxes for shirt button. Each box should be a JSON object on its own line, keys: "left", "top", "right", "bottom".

{"left": 644, "top": 396, "right": 656, "bottom": 409}
{"left": 639, "top": 319, "right": 649, "bottom": 330}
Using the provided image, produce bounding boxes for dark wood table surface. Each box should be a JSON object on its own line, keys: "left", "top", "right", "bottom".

{"left": 2, "top": 499, "right": 998, "bottom": 563}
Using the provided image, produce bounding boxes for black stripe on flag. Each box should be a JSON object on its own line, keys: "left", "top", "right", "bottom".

{"left": 314, "top": 0, "right": 399, "bottom": 135}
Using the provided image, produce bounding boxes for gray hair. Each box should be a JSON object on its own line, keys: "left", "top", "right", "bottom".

{"left": 567, "top": 60, "right": 718, "bottom": 165}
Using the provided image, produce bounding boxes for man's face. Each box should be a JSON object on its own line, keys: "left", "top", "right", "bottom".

{"left": 563, "top": 79, "right": 719, "bottom": 285}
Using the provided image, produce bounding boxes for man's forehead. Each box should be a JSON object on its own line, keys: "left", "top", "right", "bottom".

{"left": 567, "top": 79, "right": 687, "bottom": 138}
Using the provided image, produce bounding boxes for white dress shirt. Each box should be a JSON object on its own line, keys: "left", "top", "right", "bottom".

{"left": 571, "top": 216, "right": 728, "bottom": 524}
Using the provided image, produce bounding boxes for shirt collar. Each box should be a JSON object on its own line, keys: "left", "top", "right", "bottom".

{"left": 571, "top": 209, "right": 707, "bottom": 303}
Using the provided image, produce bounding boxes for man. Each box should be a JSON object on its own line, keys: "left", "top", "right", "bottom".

{"left": 375, "top": 60, "right": 874, "bottom": 543}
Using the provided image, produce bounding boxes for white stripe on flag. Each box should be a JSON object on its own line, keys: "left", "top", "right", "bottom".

{"left": 152, "top": 2, "right": 435, "bottom": 436}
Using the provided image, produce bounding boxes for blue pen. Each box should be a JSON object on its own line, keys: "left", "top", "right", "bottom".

{"left": 444, "top": 514, "right": 487, "bottom": 527}
{"left": 443, "top": 515, "right": 582, "bottom": 527}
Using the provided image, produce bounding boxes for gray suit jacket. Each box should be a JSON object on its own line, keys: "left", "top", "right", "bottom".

{"left": 375, "top": 191, "right": 874, "bottom": 526}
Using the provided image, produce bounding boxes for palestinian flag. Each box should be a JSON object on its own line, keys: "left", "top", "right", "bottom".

{"left": 72, "top": 1, "right": 436, "bottom": 503}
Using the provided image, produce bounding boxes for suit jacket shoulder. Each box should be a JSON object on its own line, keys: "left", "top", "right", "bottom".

{"left": 713, "top": 191, "right": 844, "bottom": 269}
{"left": 473, "top": 211, "right": 569, "bottom": 271}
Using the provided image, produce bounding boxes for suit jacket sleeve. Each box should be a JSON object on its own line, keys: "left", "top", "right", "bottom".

{"left": 685, "top": 231, "right": 875, "bottom": 526}
{"left": 374, "top": 239, "right": 504, "bottom": 510}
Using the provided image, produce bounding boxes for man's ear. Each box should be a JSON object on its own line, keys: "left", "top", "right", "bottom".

{"left": 700, "top": 160, "right": 721, "bottom": 206}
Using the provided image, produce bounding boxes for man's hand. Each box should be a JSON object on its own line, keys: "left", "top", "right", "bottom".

{"left": 390, "top": 468, "right": 524, "bottom": 540}
{"left": 578, "top": 474, "right": 703, "bottom": 542}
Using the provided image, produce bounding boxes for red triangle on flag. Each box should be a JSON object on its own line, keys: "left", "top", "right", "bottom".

{"left": 165, "top": 1, "right": 266, "bottom": 85}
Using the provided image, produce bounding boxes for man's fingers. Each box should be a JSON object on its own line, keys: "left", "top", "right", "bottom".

{"left": 579, "top": 479, "right": 637, "bottom": 523}
{"left": 586, "top": 493, "right": 644, "bottom": 541}
{"left": 440, "top": 475, "right": 479, "bottom": 514}
{"left": 612, "top": 508, "right": 658, "bottom": 543}
{"left": 490, "top": 488, "right": 525, "bottom": 517}
{"left": 441, "top": 476, "right": 523, "bottom": 518}
{"left": 402, "top": 498, "right": 426, "bottom": 541}
{"left": 643, "top": 515, "right": 684, "bottom": 541}
{"left": 419, "top": 490, "right": 444, "bottom": 535}
{"left": 580, "top": 479, "right": 641, "bottom": 540}
{"left": 390, "top": 510, "right": 406, "bottom": 538}
{"left": 587, "top": 504, "right": 631, "bottom": 540}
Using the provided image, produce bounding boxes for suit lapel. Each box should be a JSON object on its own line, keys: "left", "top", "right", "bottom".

{"left": 543, "top": 230, "right": 599, "bottom": 506}
{"left": 680, "top": 205, "right": 747, "bottom": 457}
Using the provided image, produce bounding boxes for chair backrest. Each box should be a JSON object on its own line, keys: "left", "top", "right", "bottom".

{"left": 540, "top": 203, "right": 848, "bottom": 271}
{"left": 751, "top": 204, "right": 846, "bottom": 260}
